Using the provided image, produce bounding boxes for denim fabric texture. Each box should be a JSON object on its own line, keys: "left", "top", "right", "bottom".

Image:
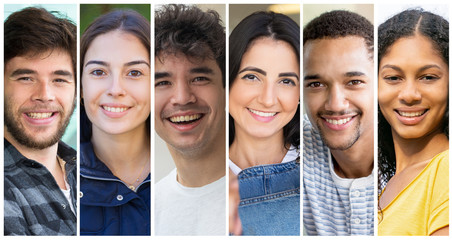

{"left": 238, "top": 160, "right": 300, "bottom": 235}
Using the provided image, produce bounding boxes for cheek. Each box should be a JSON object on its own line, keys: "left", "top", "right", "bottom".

{"left": 279, "top": 90, "right": 299, "bottom": 112}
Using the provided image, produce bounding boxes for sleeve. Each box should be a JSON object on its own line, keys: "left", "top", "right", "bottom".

{"left": 4, "top": 187, "right": 31, "bottom": 235}
{"left": 428, "top": 152, "right": 449, "bottom": 235}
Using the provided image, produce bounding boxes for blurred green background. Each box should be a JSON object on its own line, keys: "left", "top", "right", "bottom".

{"left": 80, "top": 4, "right": 150, "bottom": 35}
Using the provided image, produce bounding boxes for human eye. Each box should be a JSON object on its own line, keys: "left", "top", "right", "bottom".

{"left": 54, "top": 78, "right": 70, "bottom": 84}
{"left": 242, "top": 74, "right": 259, "bottom": 82}
{"left": 155, "top": 80, "right": 171, "bottom": 87}
{"left": 17, "top": 76, "right": 32, "bottom": 82}
{"left": 90, "top": 69, "right": 106, "bottom": 77}
{"left": 420, "top": 75, "right": 440, "bottom": 81}
{"left": 128, "top": 70, "right": 143, "bottom": 77}
{"left": 305, "top": 81, "right": 324, "bottom": 88}
{"left": 280, "top": 78, "right": 297, "bottom": 86}
{"left": 383, "top": 75, "right": 401, "bottom": 82}
{"left": 347, "top": 79, "right": 364, "bottom": 86}
{"left": 192, "top": 76, "right": 210, "bottom": 85}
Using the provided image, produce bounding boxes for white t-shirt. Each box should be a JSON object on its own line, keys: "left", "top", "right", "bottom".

{"left": 155, "top": 168, "right": 226, "bottom": 236}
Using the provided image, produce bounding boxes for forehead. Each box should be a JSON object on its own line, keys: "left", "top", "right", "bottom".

{"left": 381, "top": 34, "right": 447, "bottom": 68}
{"left": 241, "top": 38, "right": 299, "bottom": 70}
{"left": 5, "top": 49, "right": 73, "bottom": 74}
{"left": 155, "top": 52, "right": 221, "bottom": 75}
{"left": 303, "top": 36, "right": 373, "bottom": 79}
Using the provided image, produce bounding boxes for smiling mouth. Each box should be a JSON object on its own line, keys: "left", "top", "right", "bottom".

{"left": 247, "top": 108, "right": 277, "bottom": 117}
{"left": 169, "top": 114, "right": 203, "bottom": 124}
{"left": 102, "top": 106, "right": 129, "bottom": 113}
{"left": 396, "top": 110, "right": 428, "bottom": 117}
{"left": 324, "top": 116, "right": 353, "bottom": 125}
{"left": 26, "top": 112, "right": 55, "bottom": 119}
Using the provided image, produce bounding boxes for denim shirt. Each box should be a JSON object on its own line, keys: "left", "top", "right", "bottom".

{"left": 235, "top": 152, "right": 300, "bottom": 236}
{"left": 80, "top": 142, "right": 150, "bottom": 235}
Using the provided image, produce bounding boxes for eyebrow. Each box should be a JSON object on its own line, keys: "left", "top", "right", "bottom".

{"left": 303, "top": 74, "right": 320, "bottom": 81}
{"left": 54, "top": 70, "right": 73, "bottom": 77}
{"left": 125, "top": 60, "right": 150, "bottom": 67}
{"left": 155, "top": 72, "right": 171, "bottom": 79}
{"left": 10, "top": 68, "right": 72, "bottom": 78}
{"left": 419, "top": 64, "right": 441, "bottom": 72}
{"left": 344, "top": 71, "right": 366, "bottom": 77}
{"left": 239, "top": 66, "right": 267, "bottom": 76}
{"left": 280, "top": 72, "right": 300, "bottom": 81}
{"left": 85, "top": 60, "right": 109, "bottom": 67}
{"left": 10, "top": 68, "right": 36, "bottom": 77}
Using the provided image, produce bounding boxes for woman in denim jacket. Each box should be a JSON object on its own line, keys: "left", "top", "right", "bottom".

{"left": 79, "top": 10, "right": 151, "bottom": 235}
{"left": 229, "top": 11, "right": 300, "bottom": 235}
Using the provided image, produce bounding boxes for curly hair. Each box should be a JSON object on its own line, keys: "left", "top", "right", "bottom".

{"left": 229, "top": 11, "right": 300, "bottom": 149}
{"left": 155, "top": 4, "right": 225, "bottom": 86}
{"left": 378, "top": 9, "right": 449, "bottom": 193}
{"left": 303, "top": 10, "right": 373, "bottom": 59}
{"left": 4, "top": 7, "right": 77, "bottom": 79}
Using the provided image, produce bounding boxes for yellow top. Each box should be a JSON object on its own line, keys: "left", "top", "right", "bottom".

{"left": 378, "top": 150, "right": 449, "bottom": 236}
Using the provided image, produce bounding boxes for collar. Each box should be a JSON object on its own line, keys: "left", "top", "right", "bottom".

{"left": 4, "top": 138, "right": 76, "bottom": 174}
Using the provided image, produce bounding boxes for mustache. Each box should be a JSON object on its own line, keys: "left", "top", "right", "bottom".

{"left": 161, "top": 104, "right": 210, "bottom": 118}
{"left": 20, "top": 103, "right": 63, "bottom": 113}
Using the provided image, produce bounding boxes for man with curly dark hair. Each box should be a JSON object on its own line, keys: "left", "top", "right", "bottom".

{"left": 303, "top": 10, "right": 374, "bottom": 235}
{"left": 154, "top": 4, "right": 226, "bottom": 235}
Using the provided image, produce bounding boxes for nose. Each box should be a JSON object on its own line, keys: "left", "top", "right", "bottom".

{"left": 32, "top": 80, "right": 55, "bottom": 102}
{"left": 257, "top": 82, "right": 277, "bottom": 107}
{"left": 399, "top": 80, "right": 421, "bottom": 105}
{"left": 170, "top": 82, "right": 196, "bottom": 105}
{"left": 107, "top": 74, "right": 126, "bottom": 97}
{"left": 325, "top": 85, "right": 349, "bottom": 112}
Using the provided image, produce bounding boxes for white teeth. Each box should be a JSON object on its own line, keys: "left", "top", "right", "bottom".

{"left": 399, "top": 111, "right": 424, "bottom": 117}
{"left": 170, "top": 114, "right": 201, "bottom": 123}
{"left": 27, "top": 112, "right": 52, "bottom": 119}
{"left": 325, "top": 117, "right": 352, "bottom": 125}
{"left": 248, "top": 108, "right": 277, "bottom": 117}
{"left": 103, "top": 106, "right": 128, "bottom": 113}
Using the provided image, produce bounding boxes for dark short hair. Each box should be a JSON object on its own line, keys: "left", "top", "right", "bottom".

{"left": 303, "top": 10, "right": 374, "bottom": 58}
{"left": 4, "top": 7, "right": 77, "bottom": 77}
{"left": 80, "top": 9, "right": 150, "bottom": 142}
{"left": 229, "top": 11, "right": 300, "bottom": 149}
{"left": 155, "top": 4, "right": 225, "bottom": 86}
{"left": 378, "top": 9, "right": 449, "bottom": 194}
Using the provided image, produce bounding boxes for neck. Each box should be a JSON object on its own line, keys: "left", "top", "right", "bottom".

{"left": 91, "top": 123, "right": 150, "bottom": 174}
{"left": 392, "top": 128, "right": 448, "bottom": 173}
{"left": 229, "top": 128, "right": 288, "bottom": 170}
{"left": 330, "top": 129, "right": 374, "bottom": 178}
{"left": 169, "top": 127, "right": 226, "bottom": 188}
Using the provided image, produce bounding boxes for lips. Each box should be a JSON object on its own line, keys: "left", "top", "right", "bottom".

{"left": 395, "top": 108, "right": 428, "bottom": 125}
{"left": 100, "top": 104, "right": 131, "bottom": 118}
{"left": 247, "top": 108, "right": 278, "bottom": 123}
{"left": 26, "top": 112, "right": 54, "bottom": 119}
{"left": 169, "top": 114, "right": 202, "bottom": 124}
{"left": 321, "top": 114, "right": 357, "bottom": 131}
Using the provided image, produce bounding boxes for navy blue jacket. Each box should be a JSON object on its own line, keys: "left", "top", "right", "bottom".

{"left": 80, "top": 142, "right": 150, "bottom": 235}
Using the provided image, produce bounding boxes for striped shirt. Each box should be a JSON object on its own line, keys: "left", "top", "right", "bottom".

{"left": 4, "top": 139, "right": 77, "bottom": 235}
{"left": 303, "top": 116, "right": 374, "bottom": 235}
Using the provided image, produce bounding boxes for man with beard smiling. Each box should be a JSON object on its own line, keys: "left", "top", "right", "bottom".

{"left": 154, "top": 4, "right": 226, "bottom": 235}
{"left": 303, "top": 10, "right": 374, "bottom": 235}
{"left": 3, "top": 7, "right": 77, "bottom": 235}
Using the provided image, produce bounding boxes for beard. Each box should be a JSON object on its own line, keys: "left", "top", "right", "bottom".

{"left": 4, "top": 97, "right": 76, "bottom": 150}
{"left": 315, "top": 110, "right": 362, "bottom": 151}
